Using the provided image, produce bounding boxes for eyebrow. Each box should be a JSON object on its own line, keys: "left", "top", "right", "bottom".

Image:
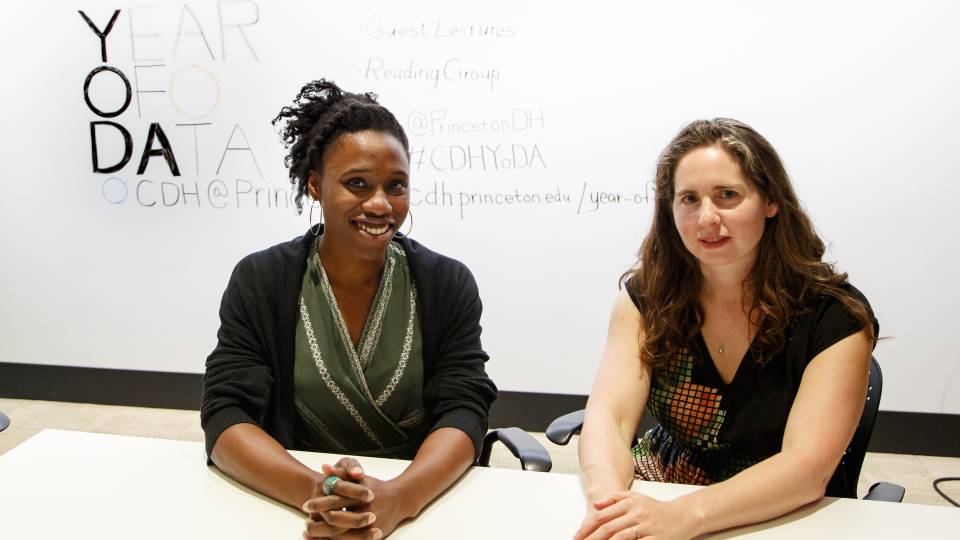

{"left": 713, "top": 183, "right": 745, "bottom": 190}
{"left": 338, "top": 167, "right": 373, "bottom": 177}
{"left": 675, "top": 182, "right": 746, "bottom": 195}
{"left": 337, "top": 167, "right": 409, "bottom": 180}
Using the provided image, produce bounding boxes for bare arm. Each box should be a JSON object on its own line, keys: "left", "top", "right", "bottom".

{"left": 216, "top": 423, "right": 384, "bottom": 540}
{"left": 210, "top": 422, "right": 326, "bottom": 509}
{"left": 676, "top": 329, "right": 872, "bottom": 535}
{"left": 390, "top": 427, "right": 476, "bottom": 518}
{"left": 577, "top": 329, "right": 872, "bottom": 540}
{"left": 579, "top": 289, "right": 650, "bottom": 503}
{"left": 215, "top": 423, "right": 472, "bottom": 540}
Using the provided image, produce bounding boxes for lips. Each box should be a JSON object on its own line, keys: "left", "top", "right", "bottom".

{"left": 698, "top": 236, "right": 730, "bottom": 249}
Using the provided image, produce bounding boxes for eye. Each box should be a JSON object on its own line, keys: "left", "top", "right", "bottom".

{"left": 386, "top": 179, "right": 409, "bottom": 195}
{"left": 344, "top": 177, "right": 368, "bottom": 189}
{"left": 678, "top": 193, "right": 697, "bottom": 205}
{"left": 719, "top": 189, "right": 738, "bottom": 200}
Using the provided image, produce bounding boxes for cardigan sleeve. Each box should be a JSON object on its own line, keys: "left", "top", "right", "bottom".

{"left": 421, "top": 261, "right": 498, "bottom": 459}
{"left": 200, "top": 255, "right": 276, "bottom": 458}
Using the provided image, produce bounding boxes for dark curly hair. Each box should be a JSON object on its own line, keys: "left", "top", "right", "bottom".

{"left": 624, "top": 118, "right": 875, "bottom": 370}
{"left": 272, "top": 79, "right": 410, "bottom": 213}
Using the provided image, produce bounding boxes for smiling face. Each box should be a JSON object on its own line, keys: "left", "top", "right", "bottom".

{"left": 308, "top": 130, "right": 410, "bottom": 263}
{"left": 672, "top": 145, "right": 778, "bottom": 272}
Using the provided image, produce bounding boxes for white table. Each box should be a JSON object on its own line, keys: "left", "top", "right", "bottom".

{"left": 0, "top": 430, "right": 956, "bottom": 539}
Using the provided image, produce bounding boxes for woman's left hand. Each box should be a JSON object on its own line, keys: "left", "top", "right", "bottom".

{"left": 573, "top": 492, "right": 699, "bottom": 540}
{"left": 351, "top": 475, "right": 410, "bottom": 539}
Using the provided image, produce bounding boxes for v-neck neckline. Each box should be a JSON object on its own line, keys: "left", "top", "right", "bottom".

{"left": 697, "top": 332, "right": 752, "bottom": 387}
{"left": 313, "top": 243, "right": 395, "bottom": 367}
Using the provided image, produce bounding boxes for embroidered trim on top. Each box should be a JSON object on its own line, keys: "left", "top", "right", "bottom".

{"left": 397, "top": 406, "right": 426, "bottom": 429}
{"left": 295, "top": 396, "right": 346, "bottom": 451}
{"left": 375, "top": 284, "right": 417, "bottom": 406}
{"left": 357, "top": 251, "right": 397, "bottom": 369}
{"left": 357, "top": 242, "right": 405, "bottom": 368}
{"left": 299, "top": 296, "right": 383, "bottom": 448}
{"left": 313, "top": 248, "right": 395, "bottom": 404}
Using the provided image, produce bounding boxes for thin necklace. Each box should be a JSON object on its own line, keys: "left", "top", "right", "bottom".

{"left": 707, "top": 322, "right": 727, "bottom": 354}
{"left": 705, "top": 313, "right": 740, "bottom": 355}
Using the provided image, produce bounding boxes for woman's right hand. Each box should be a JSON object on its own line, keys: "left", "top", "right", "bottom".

{"left": 302, "top": 458, "right": 379, "bottom": 539}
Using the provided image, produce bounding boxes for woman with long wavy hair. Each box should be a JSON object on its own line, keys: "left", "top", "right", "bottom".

{"left": 576, "top": 118, "right": 877, "bottom": 540}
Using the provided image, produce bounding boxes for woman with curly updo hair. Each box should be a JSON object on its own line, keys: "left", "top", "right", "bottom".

{"left": 201, "top": 80, "right": 496, "bottom": 539}
{"left": 576, "top": 119, "right": 877, "bottom": 540}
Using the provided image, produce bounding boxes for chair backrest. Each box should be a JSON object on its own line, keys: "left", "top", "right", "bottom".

{"left": 826, "top": 355, "right": 882, "bottom": 498}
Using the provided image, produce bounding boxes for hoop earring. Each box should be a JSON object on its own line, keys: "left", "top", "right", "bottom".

{"left": 308, "top": 201, "right": 323, "bottom": 236}
{"left": 395, "top": 210, "right": 414, "bottom": 239}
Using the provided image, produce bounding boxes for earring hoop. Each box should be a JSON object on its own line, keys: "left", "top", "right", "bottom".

{"left": 308, "top": 201, "right": 323, "bottom": 236}
{"left": 395, "top": 210, "right": 414, "bottom": 239}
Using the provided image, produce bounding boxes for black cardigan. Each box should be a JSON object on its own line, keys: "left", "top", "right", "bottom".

{"left": 201, "top": 230, "right": 498, "bottom": 459}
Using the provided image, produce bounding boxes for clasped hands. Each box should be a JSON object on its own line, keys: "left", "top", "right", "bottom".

{"left": 302, "top": 458, "right": 406, "bottom": 540}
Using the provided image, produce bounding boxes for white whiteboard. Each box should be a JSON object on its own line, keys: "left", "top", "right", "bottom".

{"left": 1, "top": 0, "right": 958, "bottom": 415}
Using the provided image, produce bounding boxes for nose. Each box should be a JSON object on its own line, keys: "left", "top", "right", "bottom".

{"left": 698, "top": 198, "right": 721, "bottom": 227}
{"left": 363, "top": 187, "right": 392, "bottom": 216}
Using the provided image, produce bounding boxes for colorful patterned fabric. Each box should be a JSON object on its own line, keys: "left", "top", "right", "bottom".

{"left": 633, "top": 346, "right": 761, "bottom": 485}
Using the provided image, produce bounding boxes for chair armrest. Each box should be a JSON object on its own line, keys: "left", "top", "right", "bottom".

{"left": 863, "top": 481, "right": 905, "bottom": 502}
{"left": 477, "top": 427, "right": 552, "bottom": 472}
{"left": 545, "top": 409, "right": 585, "bottom": 446}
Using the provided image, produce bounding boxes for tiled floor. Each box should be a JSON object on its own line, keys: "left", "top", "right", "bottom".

{"left": 1, "top": 397, "right": 957, "bottom": 507}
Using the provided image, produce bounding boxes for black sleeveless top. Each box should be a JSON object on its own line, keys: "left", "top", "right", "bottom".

{"left": 627, "top": 283, "right": 877, "bottom": 497}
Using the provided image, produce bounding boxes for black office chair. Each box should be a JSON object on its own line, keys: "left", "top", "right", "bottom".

{"left": 545, "top": 356, "right": 903, "bottom": 501}
{"left": 0, "top": 410, "right": 9, "bottom": 432}
{"left": 477, "top": 427, "right": 552, "bottom": 472}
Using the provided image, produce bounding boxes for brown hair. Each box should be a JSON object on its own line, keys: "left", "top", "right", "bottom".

{"left": 624, "top": 118, "right": 874, "bottom": 369}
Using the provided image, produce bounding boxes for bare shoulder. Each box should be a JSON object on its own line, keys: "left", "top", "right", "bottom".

{"left": 595, "top": 288, "right": 647, "bottom": 385}
{"left": 610, "top": 287, "right": 642, "bottom": 326}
